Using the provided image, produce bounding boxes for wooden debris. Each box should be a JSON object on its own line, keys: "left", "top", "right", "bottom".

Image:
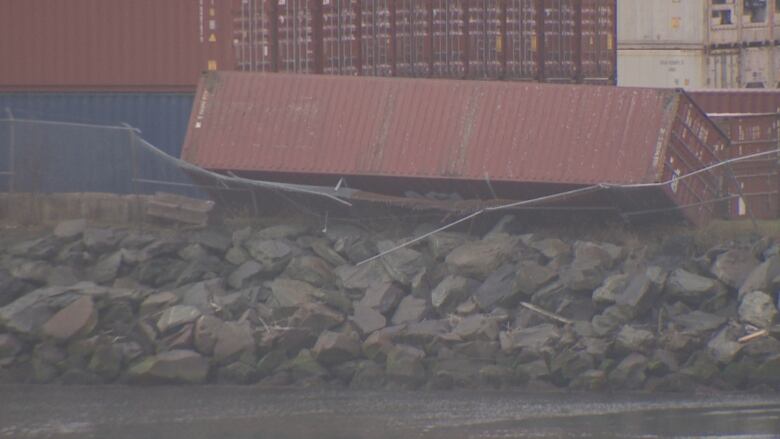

{"left": 738, "top": 329, "right": 769, "bottom": 344}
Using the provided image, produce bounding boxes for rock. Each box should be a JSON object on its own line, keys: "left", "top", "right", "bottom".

{"left": 267, "top": 279, "right": 320, "bottom": 311}
{"left": 0, "top": 269, "right": 32, "bottom": 307}
{"left": 312, "top": 331, "right": 362, "bottom": 366}
{"left": 362, "top": 326, "right": 405, "bottom": 362}
{"left": 173, "top": 279, "right": 226, "bottom": 312}
{"left": 478, "top": 364, "right": 518, "bottom": 388}
{"left": 11, "top": 260, "right": 52, "bottom": 284}
{"left": 614, "top": 326, "right": 655, "bottom": 355}
{"left": 550, "top": 349, "right": 595, "bottom": 385}
{"left": 256, "top": 224, "right": 309, "bottom": 240}
{"left": 561, "top": 259, "right": 604, "bottom": 292}
{"left": 217, "top": 361, "right": 257, "bottom": 384}
{"left": 136, "top": 258, "right": 187, "bottom": 287}
{"left": 213, "top": 321, "right": 255, "bottom": 364}
{"left": 499, "top": 323, "right": 560, "bottom": 354}
{"left": 515, "top": 359, "right": 550, "bottom": 382}
{"left": 569, "top": 370, "right": 607, "bottom": 391}
{"left": 193, "top": 315, "right": 224, "bottom": 355}
{"left": 159, "top": 322, "right": 194, "bottom": 351}
{"left": 711, "top": 249, "right": 760, "bottom": 290}
{"left": 399, "top": 319, "right": 451, "bottom": 347}
{"left": 10, "top": 236, "right": 61, "bottom": 260}
{"left": 0, "top": 334, "right": 22, "bottom": 366}
{"left": 445, "top": 237, "right": 517, "bottom": 280}
{"left": 256, "top": 350, "right": 288, "bottom": 377}
{"left": 192, "top": 230, "right": 231, "bottom": 253}
{"left": 335, "top": 262, "right": 392, "bottom": 292}
{"left": 514, "top": 261, "right": 557, "bottom": 297}
{"left": 680, "top": 351, "right": 719, "bottom": 383}
{"left": 0, "top": 286, "right": 80, "bottom": 335}
{"left": 431, "top": 275, "right": 479, "bottom": 313}
{"left": 738, "top": 291, "right": 778, "bottom": 328}
{"left": 385, "top": 345, "right": 426, "bottom": 388}
{"left": 41, "top": 296, "right": 97, "bottom": 341}
{"left": 156, "top": 305, "right": 202, "bottom": 334}
{"left": 428, "top": 232, "right": 472, "bottom": 260}
{"left": 177, "top": 244, "right": 209, "bottom": 262}
{"left": 707, "top": 324, "right": 743, "bottom": 364}
{"left": 665, "top": 269, "right": 726, "bottom": 305}
{"left": 592, "top": 274, "right": 629, "bottom": 306}
{"left": 376, "top": 241, "right": 426, "bottom": 286}
{"left": 453, "top": 314, "right": 500, "bottom": 342}
{"left": 283, "top": 256, "right": 337, "bottom": 288}
{"left": 752, "top": 354, "right": 780, "bottom": 386}
{"left": 342, "top": 238, "right": 376, "bottom": 265}
{"left": 288, "top": 302, "right": 345, "bottom": 333}
{"left": 88, "top": 342, "right": 123, "bottom": 380}
{"left": 139, "top": 292, "right": 179, "bottom": 316}
{"left": 670, "top": 310, "right": 728, "bottom": 336}
{"left": 225, "top": 246, "right": 249, "bottom": 266}
{"left": 54, "top": 219, "right": 87, "bottom": 239}
{"left": 88, "top": 251, "right": 123, "bottom": 284}
{"left": 739, "top": 256, "right": 780, "bottom": 299}
{"left": 529, "top": 238, "right": 571, "bottom": 260}
{"left": 359, "top": 281, "right": 405, "bottom": 315}
{"left": 244, "top": 239, "right": 293, "bottom": 273}
{"left": 391, "top": 296, "right": 428, "bottom": 325}
{"left": 608, "top": 353, "right": 648, "bottom": 390}
{"left": 227, "top": 260, "right": 264, "bottom": 290}
{"left": 45, "top": 266, "right": 79, "bottom": 287}
{"left": 350, "top": 361, "right": 387, "bottom": 389}
{"left": 82, "top": 228, "right": 119, "bottom": 253}
{"left": 430, "top": 358, "right": 488, "bottom": 388}
{"left": 282, "top": 349, "right": 329, "bottom": 380}
{"left": 591, "top": 305, "right": 633, "bottom": 337}
{"left": 474, "top": 264, "right": 517, "bottom": 310}
{"left": 136, "top": 239, "right": 184, "bottom": 263}
{"left": 311, "top": 239, "right": 348, "bottom": 267}
{"left": 352, "top": 305, "right": 386, "bottom": 335}
{"left": 127, "top": 350, "right": 210, "bottom": 384}
{"left": 613, "top": 267, "right": 666, "bottom": 317}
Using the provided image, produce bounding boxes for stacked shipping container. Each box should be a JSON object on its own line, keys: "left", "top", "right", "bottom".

{"left": 618, "top": 0, "right": 780, "bottom": 89}
{"left": 231, "top": 0, "right": 616, "bottom": 83}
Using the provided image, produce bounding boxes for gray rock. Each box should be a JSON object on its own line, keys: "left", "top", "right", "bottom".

{"left": 377, "top": 241, "right": 426, "bottom": 286}
{"left": 267, "top": 279, "right": 320, "bottom": 311}
{"left": 352, "top": 304, "right": 387, "bottom": 335}
{"left": 245, "top": 239, "right": 293, "bottom": 273}
{"left": 227, "top": 260, "right": 264, "bottom": 290}
{"left": 54, "top": 219, "right": 87, "bottom": 239}
{"left": 680, "top": 351, "right": 719, "bottom": 383}
{"left": 431, "top": 275, "right": 479, "bottom": 313}
{"left": 127, "top": 350, "right": 209, "bottom": 384}
{"left": 335, "top": 262, "right": 392, "bottom": 292}
{"left": 399, "top": 319, "right": 451, "bottom": 347}
{"left": 474, "top": 264, "right": 517, "bottom": 310}
{"left": 670, "top": 310, "right": 728, "bottom": 336}
{"left": 213, "top": 321, "right": 255, "bottom": 364}
{"left": 431, "top": 358, "right": 488, "bottom": 388}
{"left": 9, "top": 236, "right": 61, "bottom": 260}
{"left": 613, "top": 267, "right": 667, "bottom": 317}
{"left": 177, "top": 244, "right": 210, "bottom": 262}
{"left": 561, "top": 256, "right": 606, "bottom": 292}
{"left": 156, "top": 305, "right": 202, "bottom": 334}
{"left": 453, "top": 314, "right": 500, "bottom": 342}
{"left": 665, "top": 268, "right": 726, "bottom": 305}
{"left": 707, "top": 324, "right": 743, "bottom": 364}
{"left": 591, "top": 305, "right": 633, "bottom": 337}
{"left": 255, "top": 224, "right": 309, "bottom": 240}
{"left": 89, "top": 251, "right": 123, "bottom": 284}
{"left": 499, "top": 323, "right": 560, "bottom": 354}
{"left": 752, "top": 354, "right": 780, "bottom": 386}
{"left": 256, "top": 350, "right": 288, "bottom": 378}
{"left": 0, "top": 286, "right": 77, "bottom": 335}
{"left": 312, "top": 331, "right": 362, "bottom": 366}
{"left": 360, "top": 281, "right": 405, "bottom": 315}
{"left": 88, "top": 342, "right": 123, "bottom": 380}
{"left": 739, "top": 256, "right": 780, "bottom": 299}
{"left": 550, "top": 349, "right": 595, "bottom": 385}
{"left": 282, "top": 349, "right": 328, "bottom": 381}
{"left": 0, "top": 334, "right": 22, "bottom": 366}
{"left": 41, "top": 295, "right": 97, "bottom": 341}
{"left": 174, "top": 279, "right": 226, "bottom": 312}
{"left": 608, "top": 353, "right": 648, "bottom": 390}
{"left": 343, "top": 239, "right": 376, "bottom": 265}
{"left": 385, "top": 345, "right": 426, "bottom": 388}
{"left": 592, "top": 274, "right": 629, "bottom": 306}
{"left": 11, "top": 260, "right": 52, "bottom": 284}
{"left": 310, "top": 239, "right": 349, "bottom": 267}
{"left": 349, "top": 361, "right": 387, "bottom": 389}
{"left": 479, "top": 364, "right": 518, "bottom": 388}
{"left": 428, "top": 232, "right": 472, "bottom": 260}
{"left": 615, "top": 326, "right": 655, "bottom": 355}
{"left": 82, "top": 228, "right": 119, "bottom": 253}
{"left": 569, "top": 369, "right": 607, "bottom": 391}
{"left": 136, "top": 240, "right": 184, "bottom": 263}
{"left": 391, "top": 296, "right": 428, "bottom": 325}
{"left": 225, "top": 246, "right": 249, "bottom": 266}
{"left": 739, "top": 291, "right": 778, "bottom": 328}
{"left": 445, "top": 237, "right": 517, "bottom": 280}
{"left": 288, "top": 302, "right": 345, "bottom": 333}
{"left": 515, "top": 359, "right": 550, "bottom": 381}
{"left": 217, "top": 361, "right": 257, "bottom": 384}
{"left": 193, "top": 315, "right": 224, "bottom": 355}
{"left": 513, "top": 261, "right": 557, "bottom": 297}
{"left": 283, "top": 256, "right": 337, "bottom": 288}
{"left": 45, "top": 266, "right": 79, "bottom": 287}
{"left": 192, "top": 230, "right": 232, "bottom": 253}
{"left": 136, "top": 257, "right": 187, "bottom": 287}
{"left": 711, "top": 249, "right": 760, "bottom": 290}
{"left": 0, "top": 269, "right": 32, "bottom": 307}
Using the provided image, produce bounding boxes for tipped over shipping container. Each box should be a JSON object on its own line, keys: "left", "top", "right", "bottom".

{"left": 182, "top": 72, "right": 729, "bottom": 224}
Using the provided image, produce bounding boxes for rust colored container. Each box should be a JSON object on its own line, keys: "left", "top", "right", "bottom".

{"left": 182, "top": 72, "right": 726, "bottom": 224}
{"left": 230, "top": 0, "right": 616, "bottom": 83}
{"left": 0, "top": 0, "right": 234, "bottom": 92}
{"left": 688, "top": 90, "right": 780, "bottom": 115}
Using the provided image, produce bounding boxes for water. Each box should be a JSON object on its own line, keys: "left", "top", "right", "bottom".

{"left": 1, "top": 386, "right": 779, "bottom": 438}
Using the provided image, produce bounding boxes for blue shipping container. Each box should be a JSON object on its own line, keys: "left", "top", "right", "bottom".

{"left": 0, "top": 93, "right": 204, "bottom": 197}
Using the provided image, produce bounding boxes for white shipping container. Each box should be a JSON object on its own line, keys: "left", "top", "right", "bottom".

{"left": 618, "top": 0, "right": 706, "bottom": 48}
{"left": 618, "top": 49, "right": 706, "bottom": 88}
{"left": 707, "top": 49, "right": 740, "bottom": 88}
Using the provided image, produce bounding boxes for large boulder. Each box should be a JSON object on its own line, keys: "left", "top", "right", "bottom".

{"left": 613, "top": 267, "right": 667, "bottom": 317}
{"left": 474, "top": 264, "right": 517, "bottom": 311}
{"left": 445, "top": 237, "right": 517, "bottom": 280}
{"left": 213, "top": 321, "right": 255, "bottom": 364}
{"left": 499, "top": 323, "right": 560, "bottom": 354}
{"left": 283, "top": 256, "right": 337, "bottom": 288}
{"left": 592, "top": 274, "right": 629, "bottom": 306}
{"left": 288, "top": 302, "right": 345, "bottom": 333}
{"left": 227, "top": 260, "right": 264, "bottom": 290}
{"left": 352, "top": 304, "right": 387, "bottom": 335}
{"left": 453, "top": 314, "right": 500, "bottom": 342}
{"left": 127, "top": 350, "right": 209, "bottom": 384}
{"left": 431, "top": 275, "right": 479, "bottom": 314}
{"left": 608, "top": 353, "right": 648, "bottom": 390}
{"left": 193, "top": 315, "right": 224, "bottom": 355}
{"left": 311, "top": 331, "right": 362, "bottom": 366}
{"left": 267, "top": 279, "right": 321, "bottom": 311}
{"left": 665, "top": 269, "right": 726, "bottom": 306}
{"left": 739, "top": 256, "right": 780, "bottom": 299}
{"left": 707, "top": 324, "right": 743, "bottom": 364}
{"left": 41, "top": 295, "right": 97, "bottom": 341}
{"left": 711, "top": 249, "right": 760, "bottom": 290}
{"left": 738, "top": 291, "right": 778, "bottom": 328}
{"left": 670, "top": 310, "right": 728, "bottom": 337}
{"left": 88, "top": 251, "right": 124, "bottom": 284}
{"left": 385, "top": 345, "right": 426, "bottom": 388}
{"left": 614, "top": 326, "right": 655, "bottom": 355}
{"left": 428, "top": 232, "right": 472, "bottom": 260}
{"left": 513, "top": 261, "right": 557, "bottom": 298}
{"left": 0, "top": 286, "right": 79, "bottom": 336}
{"left": 156, "top": 305, "right": 202, "bottom": 334}
{"left": 53, "top": 219, "right": 87, "bottom": 239}
{"left": 244, "top": 239, "right": 294, "bottom": 273}
{"left": 376, "top": 241, "right": 426, "bottom": 286}
{"left": 359, "top": 281, "right": 406, "bottom": 315}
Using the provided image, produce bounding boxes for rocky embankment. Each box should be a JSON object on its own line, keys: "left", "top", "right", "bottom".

{"left": 1, "top": 218, "right": 779, "bottom": 391}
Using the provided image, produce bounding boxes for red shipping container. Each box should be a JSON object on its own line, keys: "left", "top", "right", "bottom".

{"left": 0, "top": 0, "right": 234, "bottom": 92}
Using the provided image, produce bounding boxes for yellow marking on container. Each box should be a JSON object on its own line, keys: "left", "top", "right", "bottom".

{"left": 496, "top": 36, "right": 502, "bottom": 52}
{"left": 607, "top": 34, "right": 613, "bottom": 50}
{"left": 209, "top": 7, "right": 215, "bottom": 16}
{"left": 531, "top": 36, "right": 537, "bottom": 51}
{"left": 671, "top": 17, "right": 681, "bottom": 29}
{"left": 208, "top": 60, "right": 218, "bottom": 70}
{"left": 209, "top": 33, "right": 217, "bottom": 43}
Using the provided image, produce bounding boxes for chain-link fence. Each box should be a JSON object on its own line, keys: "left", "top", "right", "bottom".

{"left": 0, "top": 115, "right": 205, "bottom": 199}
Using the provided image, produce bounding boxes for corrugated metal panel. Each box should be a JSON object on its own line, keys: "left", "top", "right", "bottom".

{"left": 617, "top": 0, "right": 706, "bottom": 49}
{"left": 617, "top": 49, "right": 706, "bottom": 88}
{"left": 182, "top": 72, "right": 728, "bottom": 223}
{"left": 688, "top": 90, "right": 780, "bottom": 114}
{"left": 0, "top": 93, "right": 193, "bottom": 156}
{"left": 0, "top": 0, "right": 234, "bottom": 92}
